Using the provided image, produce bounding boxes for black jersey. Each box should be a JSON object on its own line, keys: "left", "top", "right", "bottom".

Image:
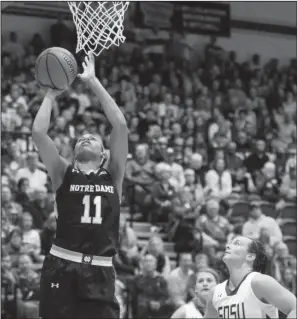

{"left": 53, "top": 165, "right": 120, "bottom": 256}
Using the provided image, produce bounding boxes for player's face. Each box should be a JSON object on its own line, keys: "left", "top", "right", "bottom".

{"left": 195, "top": 271, "right": 217, "bottom": 300}
{"left": 222, "top": 236, "right": 254, "bottom": 265}
{"left": 75, "top": 134, "right": 103, "bottom": 161}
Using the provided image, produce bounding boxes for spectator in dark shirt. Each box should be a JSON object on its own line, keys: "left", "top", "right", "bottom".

{"left": 254, "top": 161, "right": 281, "bottom": 203}
{"left": 15, "top": 177, "right": 31, "bottom": 208}
{"left": 131, "top": 254, "right": 169, "bottom": 319}
{"left": 232, "top": 166, "right": 256, "bottom": 195}
{"left": 189, "top": 153, "right": 207, "bottom": 186}
{"left": 244, "top": 139, "right": 270, "bottom": 176}
{"left": 27, "top": 187, "right": 53, "bottom": 229}
{"left": 50, "top": 17, "right": 73, "bottom": 50}
{"left": 235, "top": 131, "right": 252, "bottom": 155}
{"left": 225, "top": 142, "right": 243, "bottom": 177}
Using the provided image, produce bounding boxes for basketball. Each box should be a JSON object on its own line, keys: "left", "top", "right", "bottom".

{"left": 35, "top": 47, "right": 78, "bottom": 90}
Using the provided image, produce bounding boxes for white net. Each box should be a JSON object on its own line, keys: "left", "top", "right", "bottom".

{"left": 68, "top": 1, "right": 130, "bottom": 56}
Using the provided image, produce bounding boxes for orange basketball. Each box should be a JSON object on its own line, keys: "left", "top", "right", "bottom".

{"left": 35, "top": 47, "right": 78, "bottom": 90}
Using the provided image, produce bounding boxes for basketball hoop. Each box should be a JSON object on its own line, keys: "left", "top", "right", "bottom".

{"left": 68, "top": 2, "right": 130, "bottom": 56}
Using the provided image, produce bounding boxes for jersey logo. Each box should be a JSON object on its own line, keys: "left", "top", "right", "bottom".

{"left": 72, "top": 168, "right": 79, "bottom": 173}
{"left": 98, "top": 171, "right": 107, "bottom": 176}
{"left": 217, "top": 293, "right": 222, "bottom": 298}
{"left": 82, "top": 254, "right": 93, "bottom": 264}
{"left": 51, "top": 283, "right": 59, "bottom": 288}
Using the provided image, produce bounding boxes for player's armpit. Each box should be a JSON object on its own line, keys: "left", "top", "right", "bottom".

{"left": 107, "top": 124, "right": 129, "bottom": 199}
{"left": 251, "top": 274, "right": 297, "bottom": 316}
{"left": 32, "top": 132, "right": 68, "bottom": 191}
{"left": 204, "top": 287, "right": 219, "bottom": 318}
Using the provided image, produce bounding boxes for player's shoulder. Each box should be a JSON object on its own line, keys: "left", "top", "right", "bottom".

{"left": 98, "top": 167, "right": 114, "bottom": 182}
{"left": 251, "top": 272, "right": 273, "bottom": 287}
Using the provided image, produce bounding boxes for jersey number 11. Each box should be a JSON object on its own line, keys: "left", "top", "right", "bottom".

{"left": 81, "top": 195, "right": 102, "bottom": 224}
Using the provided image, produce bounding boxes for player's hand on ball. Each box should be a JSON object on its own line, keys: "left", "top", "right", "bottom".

{"left": 78, "top": 52, "right": 95, "bottom": 82}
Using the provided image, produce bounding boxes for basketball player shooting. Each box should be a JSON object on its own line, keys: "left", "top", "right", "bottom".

{"left": 204, "top": 236, "right": 296, "bottom": 319}
{"left": 32, "top": 52, "right": 128, "bottom": 318}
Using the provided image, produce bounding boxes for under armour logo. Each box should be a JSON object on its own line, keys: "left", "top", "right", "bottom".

{"left": 217, "top": 293, "right": 222, "bottom": 298}
{"left": 82, "top": 255, "right": 93, "bottom": 264}
{"left": 72, "top": 168, "right": 79, "bottom": 173}
{"left": 51, "top": 283, "right": 59, "bottom": 288}
{"left": 98, "top": 171, "right": 107, "bottom": 176}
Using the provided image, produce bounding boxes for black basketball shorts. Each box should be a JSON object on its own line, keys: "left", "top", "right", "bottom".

{"left": 39, "top": 254, "right": 120, "bottom": 318}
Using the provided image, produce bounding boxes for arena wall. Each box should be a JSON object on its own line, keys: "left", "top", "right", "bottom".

{"left": 2, "top": 1, "right": 296, "bottom": 64}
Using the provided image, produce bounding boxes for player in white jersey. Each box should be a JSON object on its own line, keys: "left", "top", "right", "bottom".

{"left": 171, "top": 268, "right": 220, "bottom": 318}
{"left": 204, "top": 236, "right": 296, "bottom": 318}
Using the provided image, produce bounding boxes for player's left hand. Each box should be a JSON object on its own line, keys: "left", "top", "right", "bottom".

{"left": 78, "top": 52, "right": 95, "bottom": 82}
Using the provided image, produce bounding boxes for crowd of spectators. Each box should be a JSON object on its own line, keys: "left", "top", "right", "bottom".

{"left": 1, "top": 16, "right": 297, "bottom": 319}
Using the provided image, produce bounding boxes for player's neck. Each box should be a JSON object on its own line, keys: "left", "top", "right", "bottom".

{"left": 75, "top": 161, "right": 100, "bottom": 173}
{"left": 194, "top": 295, "right": 206, "bottom": 308}
{"left": 228, "top": 267, "right": 252, "bottom": 290}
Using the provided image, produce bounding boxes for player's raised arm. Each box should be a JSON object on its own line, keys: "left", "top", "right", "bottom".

{"left": 78, "top": 53, "right": 128, "bottom": 198}
{"left": 32, "top": 89, "right": 68, "bottom": 191}
{"left": 251, "top": 274, "right": 296, "bottom": 318}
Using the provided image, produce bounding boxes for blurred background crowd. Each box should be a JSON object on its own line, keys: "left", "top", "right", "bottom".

{"left": 1, "top": 9, "right": 297, "bottom": 319}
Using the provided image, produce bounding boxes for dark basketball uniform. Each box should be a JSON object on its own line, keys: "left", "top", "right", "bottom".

{"left": 39, "top": 165, "right": 120, "bottom": 318}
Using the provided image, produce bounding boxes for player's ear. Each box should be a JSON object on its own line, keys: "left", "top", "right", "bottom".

{"left": 247, "top": 253, "right": 256, "bottom": 262}
{"left": 100, "top": 150, "right": 107, "bottom": 166}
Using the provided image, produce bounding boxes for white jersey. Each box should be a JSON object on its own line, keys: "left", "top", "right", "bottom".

{"left": 183, "top": 301, "right": 203, "bottom": 318}
{"left": 212, "top": 272, "right": 278, "bottom": 318}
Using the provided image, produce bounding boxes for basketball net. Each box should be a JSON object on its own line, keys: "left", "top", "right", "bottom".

{"left": 68, "top": 1, "right": 130, "bottom": 56}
